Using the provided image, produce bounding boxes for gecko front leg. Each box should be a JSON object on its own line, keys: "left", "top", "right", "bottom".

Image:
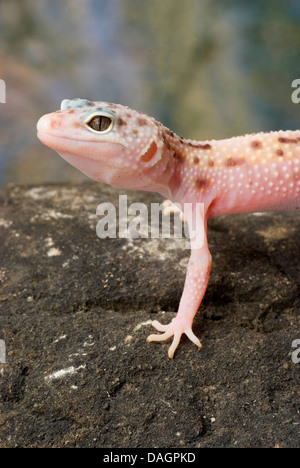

{"left": 147, "top": 203, "right": 212, "bottom": 358}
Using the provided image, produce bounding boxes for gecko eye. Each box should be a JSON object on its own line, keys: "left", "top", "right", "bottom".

{"left": 86, "top": 114, "right": 113, "bottom": 133}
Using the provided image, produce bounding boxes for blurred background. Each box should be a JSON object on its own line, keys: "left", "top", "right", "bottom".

{"left": 0, "top": 0, "right": 299, "bottom": 188}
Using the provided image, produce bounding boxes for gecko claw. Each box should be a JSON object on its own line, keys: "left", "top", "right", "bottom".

{"left": 146, "top": 318, "right": 202, "bottom": 359}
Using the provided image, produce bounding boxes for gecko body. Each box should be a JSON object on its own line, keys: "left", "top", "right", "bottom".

{"left": 37, "top": 99, "right": 300, "bottom": 358}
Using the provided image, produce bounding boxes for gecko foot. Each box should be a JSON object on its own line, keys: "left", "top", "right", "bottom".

{"left": 146, "top": 317, "right": 202, "bottom": 359}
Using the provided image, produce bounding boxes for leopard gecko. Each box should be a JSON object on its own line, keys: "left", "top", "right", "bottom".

{"left": 37, "top": 98, "right": 300, "bottom": 358}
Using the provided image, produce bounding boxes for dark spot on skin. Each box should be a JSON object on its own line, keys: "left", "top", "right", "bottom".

{"left": 86, "top": 102, "right": 95, "bottom": 107}
{"left": 225, "top": 157, "right": 245, "bottom": 167}
{"left": 276, "top": 149, "right": 284, "bottom": 157}
{"left": 225, "top": 158, "right": 237, "bottom": 167}
{"left": 73, "top": 122, "right": 81, "bottom": 128}
{"left": 278, "top": 137, "right": 298, "bottom": 144}
{"left": 249, "top": 180, "right": 253, "bottom": 186}
{"left": 189, "top": 142, "right": 212, "bottom": 150}
{"left": 126, "top": 113, "right": 132, "bottom": 118}
{"left": 163, "top": 132, "right": 186, "bottom": 159}
{"left": 68, "top": 110, "right": 75, "bottom": 114}
{"left": 195, "top": 178, "right": 209, "bottom": 190}
{"left": 251, "top": 140, "right": 262, "bottom": 149}
{"left": 208, "top": 159, "right": 214, "bottom": 167}
{"left": 167, "top": 129, "right": 174, "bottom": 137}
{"left": 194, "top": 156, "right": 199, "bottom": 165}
{"left": 117, "top": 118, "right": 126, "bottom": 126}
{"left": 137, "top": 118, "right": 147, "bottom": 126}
{"left": 133, "top": 129, "right": 139, "bottom": 135}
{"left": 173, "top": 152, "right": 185, "bottom": 163}
{"left": 162, "top": 135, "right": 172, "bottom": 150}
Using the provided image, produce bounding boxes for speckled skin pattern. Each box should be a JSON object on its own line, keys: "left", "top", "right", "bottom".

{"left": 37, "top": 99, "right": 300, "bottom": 358}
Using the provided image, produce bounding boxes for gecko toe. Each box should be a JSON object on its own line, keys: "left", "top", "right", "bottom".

{"left": 146, "top": 329, "right": 173, "bottom": 343}
{"left": 185, "top": 329, "right": 202, "bottom": 349}
{"left": 151, "top": 320, "right": 169, "bottom": 332}
{"left": 168, "top": 332, "right": 183, "bottom": 359}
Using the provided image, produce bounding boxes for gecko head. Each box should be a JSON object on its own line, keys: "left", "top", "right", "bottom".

{"left": 37, "top": 99, "right": 166, "bottom": 190}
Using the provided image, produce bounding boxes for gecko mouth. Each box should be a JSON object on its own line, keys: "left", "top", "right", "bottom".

{"left": 37, "top": 130, "right": 125, "bottom": 147}
{"left": 37, "top": 131, "right": 126, "bottom": 158}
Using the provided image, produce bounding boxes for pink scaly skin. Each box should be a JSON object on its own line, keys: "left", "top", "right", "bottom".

{"left": 37, "top": 98, "right": 300, "bottom": 358}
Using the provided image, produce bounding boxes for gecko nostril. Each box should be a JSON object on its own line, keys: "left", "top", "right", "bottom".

{"left": 50, "top": 119, "right": 61, "bottom": 130}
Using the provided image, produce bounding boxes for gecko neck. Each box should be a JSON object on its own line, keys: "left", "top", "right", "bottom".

{"left": 140, "top": 145, "right": 177, "bottom": 199}
{"left": 157, "top": 127, "right": 214, "bottom": 203}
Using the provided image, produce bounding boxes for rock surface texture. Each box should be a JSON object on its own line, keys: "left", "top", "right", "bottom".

{"left": 0, "top": 183, "right": 299, "bottom": 448}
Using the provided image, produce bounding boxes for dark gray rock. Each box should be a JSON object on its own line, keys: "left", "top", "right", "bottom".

{"left": 0, "top": 183, "right": 299, "bottom": 448}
